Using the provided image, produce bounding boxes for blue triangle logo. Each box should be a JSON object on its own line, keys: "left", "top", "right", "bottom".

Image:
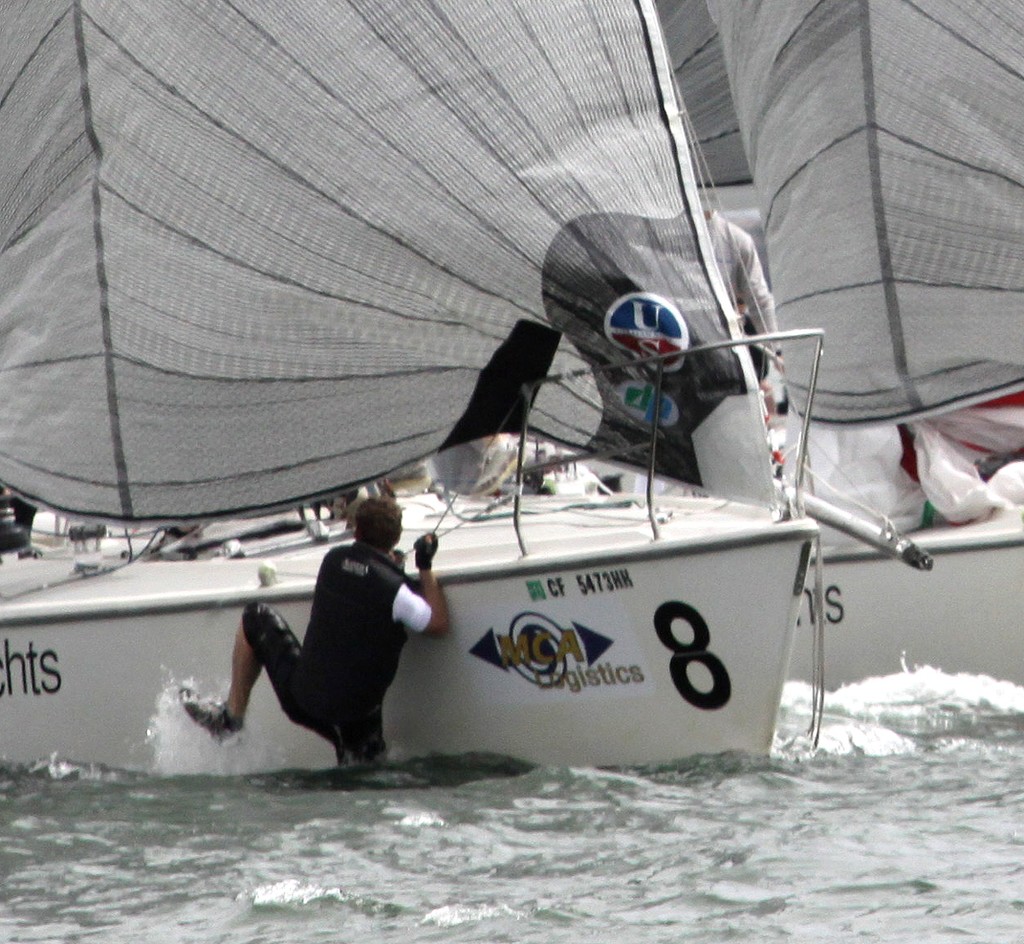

{"left": 468, "top": 628, "right": 506, "bottom": 670}
{"left": 573, "top": 622, "right": 614, "bottom": 663}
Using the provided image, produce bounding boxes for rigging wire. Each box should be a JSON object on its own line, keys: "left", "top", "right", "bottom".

{"left": 808, "top": 531, "right": 826, "bottom": 748}
{"left": 681, "top": 91, "right": 785, "bottom": 373}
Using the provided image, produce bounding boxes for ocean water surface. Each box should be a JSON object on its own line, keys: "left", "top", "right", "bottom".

{"left": 3, "top": 668, "right": 1024, "bottom": 943}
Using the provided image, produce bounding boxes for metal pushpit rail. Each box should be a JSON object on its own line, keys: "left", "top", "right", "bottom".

{"left": 509, "top": 328, "right": 825, "bottom": 556}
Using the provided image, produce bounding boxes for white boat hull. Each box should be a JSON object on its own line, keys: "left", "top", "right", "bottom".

{"left": 788, "top": 508, "right": 1024, "bottom": 687}
{"left": 0, "top": 496, "right": 816, "bottom": 772}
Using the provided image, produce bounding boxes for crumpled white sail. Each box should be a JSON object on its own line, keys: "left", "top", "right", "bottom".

{"left": 708, "top": 0, "right": 1024, "bottom": 424}
{"left": 0, "top": 0, "right": 770, "bottom": 522}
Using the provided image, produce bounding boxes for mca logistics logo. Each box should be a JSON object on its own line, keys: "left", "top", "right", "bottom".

{"left": 470, "top": 612, "right": 644, "bottom": 693}
{"left": 604, "top": 292, "right": 690, "bottom": 370}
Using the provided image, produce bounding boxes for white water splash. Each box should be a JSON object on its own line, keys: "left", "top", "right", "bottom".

{"left": 421, "top": 903, "right": 528, "bottom": 927}
{"left": 27, "top": 754, "right": 114, "bottom": 781}
{"left": 811, "top": 722, "right": 917, "bottom": 757}
{"left": 777, "top": 665, "right": 1024, "bottom": 758}
{"left": 774, "top": 717, "right": 916, "bottom": 760}
{"left": 829, "top": 663, "right": 1024, "bottom": 718}
{"left": 248, "top": 879, "right": 347, "bottom": 907}
{"left": 146, "top": 680, "right": 293, "bottom": 776}
{"left": 398, "top": 811, "right": 446, "bottom": 828}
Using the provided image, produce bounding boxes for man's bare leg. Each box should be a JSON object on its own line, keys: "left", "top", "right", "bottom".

{"left": 226, "top": 621, "right": 262, "bottom": 721}
{"left": 181, "top": 618, "right": 256, "bottom": 738}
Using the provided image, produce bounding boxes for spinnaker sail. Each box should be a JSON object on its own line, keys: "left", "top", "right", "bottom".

{"left": 707, "top": 0, "right": 1024, "bottom": 424}
{"left": 0, "top": 0, "right": 769, "bottom": 522}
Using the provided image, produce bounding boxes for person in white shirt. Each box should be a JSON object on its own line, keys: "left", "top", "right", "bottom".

{"left": 182, "top": 496, "right": 449, "bottom": 764}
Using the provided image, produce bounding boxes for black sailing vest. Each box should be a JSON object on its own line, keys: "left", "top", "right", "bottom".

{"left": 290, "top": 542, "right": 414, "bottom": 723}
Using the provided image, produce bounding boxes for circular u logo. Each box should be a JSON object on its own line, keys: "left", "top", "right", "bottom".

{"left": 604, "top": 292, "right": 690, "bottom": 371}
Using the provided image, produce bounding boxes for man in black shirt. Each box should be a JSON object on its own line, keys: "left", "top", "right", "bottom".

{"left": 183, "top": 496, "right": 448, "bottom": 764}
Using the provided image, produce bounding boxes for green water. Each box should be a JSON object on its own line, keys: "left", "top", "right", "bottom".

{"left": 3, "top": 674, "right": 1024, "bottom": 943}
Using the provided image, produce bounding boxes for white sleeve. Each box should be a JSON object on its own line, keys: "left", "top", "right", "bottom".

{"left": 733, "top": 228, "right": 778, "bottom": 335}
{"left": 392, "top": 582, "right": 433, "bottom": 633}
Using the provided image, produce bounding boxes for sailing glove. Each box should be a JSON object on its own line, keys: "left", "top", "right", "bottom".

{"left": 413, "top": 533, "right": 438, "bottom": 570}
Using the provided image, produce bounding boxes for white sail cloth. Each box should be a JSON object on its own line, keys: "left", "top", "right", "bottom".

{"left": 705, "top": 0, "right": 1024, "bottom": 532}
{"left": 707, "top": 0, "right": 1024, "bottom": 424}
{"left": 797, "top": 403, "right": 1024, "bottom": 532}
{"left": 0, "top": 0, "right": 770, "bottom": 522}
{"left": 656, "top": 0, "right": 749, "bottom": 186}
{"left": 911, "top": 404, "right": 1024, "bottom": 523}
{"left": 794, "top": 421, "right": 925, "bottom": 534}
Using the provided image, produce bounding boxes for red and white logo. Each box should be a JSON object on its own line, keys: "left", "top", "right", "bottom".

{"left": 604, "top": 293, "right": 689, "bottom": 371}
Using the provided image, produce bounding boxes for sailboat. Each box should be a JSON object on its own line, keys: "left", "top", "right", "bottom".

{"left": 681, "top": 1, "right": 1024, "bottom": 687}
{"left": 0, "top": 0, "right": 819, "bottom": 771}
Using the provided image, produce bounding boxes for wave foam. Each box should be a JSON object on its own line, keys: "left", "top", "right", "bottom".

{"left": 147, "top": 679, "right": 293, "bottom": 776}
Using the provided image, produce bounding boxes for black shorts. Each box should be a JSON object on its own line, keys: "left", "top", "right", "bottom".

{"left": 241, "top": 602, "right": 385, "bottom": 765}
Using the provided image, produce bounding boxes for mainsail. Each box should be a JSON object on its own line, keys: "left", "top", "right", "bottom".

{"left": 0, "top": 0, "right": 769, "bottom": 522}
{"left": 708, "top": 0, "right": 1024, "bottom": 423}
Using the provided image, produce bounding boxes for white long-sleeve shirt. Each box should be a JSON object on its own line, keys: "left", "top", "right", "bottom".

{"left": 705, "top": 211, "right": 778, "bottom": 336}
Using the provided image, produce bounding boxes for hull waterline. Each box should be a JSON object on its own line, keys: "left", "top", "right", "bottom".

{"left": 789, "top": 508, "right": 1024, "bottom": 688}
{"left": 0, "top": 496, "right": 816, "bottom": 772}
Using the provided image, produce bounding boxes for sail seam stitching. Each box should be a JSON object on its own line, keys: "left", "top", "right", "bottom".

{"left": 859, "top": 0, "right": 922, "bottom": 413}
{"left": 72, "top": 1, "right": 133, "bottom": 518}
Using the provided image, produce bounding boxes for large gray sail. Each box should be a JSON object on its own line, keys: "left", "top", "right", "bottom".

{"left": 656, "top": 0, "right": 749, "bottom": 187}
{"left": 709, "top": 0, "right": 1024, "bottom": 423}
{"left": 0, "top": 0, "right": 764, "bottom": 521}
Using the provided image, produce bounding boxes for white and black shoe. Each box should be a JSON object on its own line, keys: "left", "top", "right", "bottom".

{"left": 179, "top": 686, "right": 243, "bottom": 740}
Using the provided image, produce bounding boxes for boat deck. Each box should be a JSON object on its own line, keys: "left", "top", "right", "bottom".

{"left": 0, "top": 492, "right": 813, "bottom": 625}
